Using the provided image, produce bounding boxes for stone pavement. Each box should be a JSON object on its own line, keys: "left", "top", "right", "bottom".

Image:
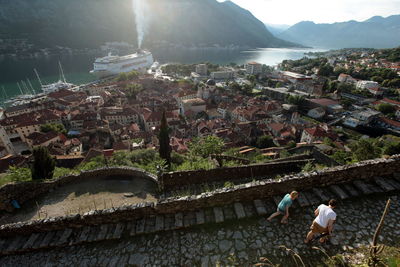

{"left": 0, "top": 192, "right": 399, "bottom": 266}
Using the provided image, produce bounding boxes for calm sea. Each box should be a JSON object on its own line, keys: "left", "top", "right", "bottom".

{"left": 0, "top": 47, "right": 325, "bottom": 102}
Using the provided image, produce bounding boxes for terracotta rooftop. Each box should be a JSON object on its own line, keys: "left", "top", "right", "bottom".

{"left": 31, "top": 131, "right": 59, "bottom": 146}
{"left": 310, "top": 98, "right": 339, "bottom": 107}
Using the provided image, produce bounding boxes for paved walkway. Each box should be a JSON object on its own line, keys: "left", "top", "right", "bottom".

{"left": 0, "top": 193, "right": 399, "bottom": 266}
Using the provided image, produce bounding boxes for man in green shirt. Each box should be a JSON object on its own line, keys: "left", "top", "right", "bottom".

{"left": 267, "top": 191, "right": 299, "bottom": 224}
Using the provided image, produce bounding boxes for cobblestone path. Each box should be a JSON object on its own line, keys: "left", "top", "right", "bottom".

{"left": 0, "top": 194, "right": 399, "bottom": 266}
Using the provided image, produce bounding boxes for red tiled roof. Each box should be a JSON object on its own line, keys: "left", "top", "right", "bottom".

{"left": 57, "top": 133, "right": 67, "bottom": 142}
{"left": 17, "top": 118, "right": 43, "bottom": 128}
{"left": 380, "top": 117, "right": 400, "bottom": 127}
{"left": 304, "top": 127, "right": 327, "bottom": 137}
{"left": 310, "top": 98, "right": 339, "bottom": 107}
{"left": 32, "top": 131, "right": 59, "bottom": 146}
{"left": 103, "top": 149, "right": 114, "bottom": 158}
{"left": 113, "top": 142, "right": 129, "bottom": 151}
{"left": 26, "top": 132, "right": 43, "bottom": 140}
{"left": 269, "top": 123, "right": 285, "bottom": 133}
{"left": 382, "top": 98, "right": 400, "bottom": 106}
{"left": 47, "top": 89, "right": 75, "bottom": 99}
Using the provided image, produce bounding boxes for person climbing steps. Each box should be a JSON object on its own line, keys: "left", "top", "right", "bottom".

{"left": 267, "top": 191, "right": 298, "bottom": 224}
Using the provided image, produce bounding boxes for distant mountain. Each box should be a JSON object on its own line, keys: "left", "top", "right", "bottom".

{"left": 278, "top": 15, "right": 400, "bottom": 49}
{"left": 264, "top": 23, "right": 291, "bottom": 36}
{"left": 0, "top": 0, "right": 298, "bottom": 50}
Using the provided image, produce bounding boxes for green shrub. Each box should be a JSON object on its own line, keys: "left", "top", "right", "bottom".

{"left": 0, "top": 167, "right": 31, "bottom": 187}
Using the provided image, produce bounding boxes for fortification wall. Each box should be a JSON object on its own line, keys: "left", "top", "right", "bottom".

{"left": 0, "top": 168, "right": 158, "bottom": 212}
{"left": 0, "top": 155, "right": 399, "bottom": 237}
{"left": 161, "top": 159, "right": 310, "bottom": 191}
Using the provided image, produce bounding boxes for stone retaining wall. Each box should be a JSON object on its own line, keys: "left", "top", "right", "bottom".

{"left": 268, "top": 153, "right": 313, "bottom": 163}
{"left": 1, "top": 155, "right": 399, "bottom": 237}
{"left": 161, "top": 160, "right": 310, "bottom": 191}
{"left": 0, "top": 168, "right": 157, "bottom": 212}
{"left": 312, "top": 148, "right": 339, "bottom": 166}
{"left": 211, "top": 155, "right": 251, "bottom": 165}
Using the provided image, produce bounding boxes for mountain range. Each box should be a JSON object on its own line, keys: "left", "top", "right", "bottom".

{"left": 0, "top": 0, "right": 296, "bottom": 50}
{"left": 278, "top": 15, "right": 400, "bottom": 49}
{"left": 264, "top": 23, "right": 291, "bottom": 36}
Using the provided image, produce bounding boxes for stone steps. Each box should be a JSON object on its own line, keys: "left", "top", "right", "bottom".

{"left": 1, "top": 175, "right": 399, "bottom": 256}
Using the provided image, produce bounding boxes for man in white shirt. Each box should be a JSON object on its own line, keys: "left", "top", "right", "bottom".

{"left": 304, "top": 199, "right": 337, "bottom": 244}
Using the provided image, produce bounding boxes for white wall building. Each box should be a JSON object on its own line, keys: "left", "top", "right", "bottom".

{"left": 356, "top": 80, "right": 379, "bottom": 90}
{"left": 180, "top": 98, "right": 206, "bottom": 115}
{"left": 356, "top": 80, "right": 382, "bottom": 96}
{"left": 195, "top": 64, "right": 208, "bottom": 76}
{"left": 0, "top": 126, "right": 15, "bottom": 155}
{"left": 245, "top": 62, "right": 262, "bottom": 75}
{"left": 210, "top": 71, "right": 234, "bottom": 80}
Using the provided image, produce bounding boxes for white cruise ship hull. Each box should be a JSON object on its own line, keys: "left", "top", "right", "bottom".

{"left": 90, "top": 51, "right": 154, "bottom": 79}
{"left": 90, "top": 69, "right": 114, "bottom": 79}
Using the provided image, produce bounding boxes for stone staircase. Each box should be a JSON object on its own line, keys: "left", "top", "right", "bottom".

{"left": 1, "top": 175, "right": 400, "bottom": 256}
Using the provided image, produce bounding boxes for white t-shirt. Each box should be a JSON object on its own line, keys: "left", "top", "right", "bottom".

{"left": 315, "top": 204, "right": 336, "bottom": 228}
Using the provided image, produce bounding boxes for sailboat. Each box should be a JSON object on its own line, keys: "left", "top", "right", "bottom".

{"left": 3, "top": 81, "right": 36, "bottom": 107}
{"left": 38, "top": 62, "right": 75, "bottom": 94}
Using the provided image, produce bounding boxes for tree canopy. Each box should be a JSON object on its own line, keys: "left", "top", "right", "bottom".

{"left": 188, "top": 136, "right": 225, "bottom": 158}
{"left": 124, "top": 83, "right": 143, "bottom": 100}
{"left": 376, "top": 103, "right": 396, "bottom": 115}
{"left": 40, "top": 123, "right": 66, "bottom": 135}
{"left": 256, "top": 135, "right": 275, "bottom": 149}
{"left": 115, "top": 70, "right": 139, "bottom": 82}
{"left": 286, "top": 95, "right": 305, "bottom": 106}
{"left": 350, "top": 139, "right": 381, "bottom": 162}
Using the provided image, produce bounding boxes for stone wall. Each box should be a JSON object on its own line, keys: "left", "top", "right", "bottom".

{"left": 268, "top": 153, "right": 313, "bottom": 163}
{"left": 312, "top": 148, "right": 339, "bottom": 167}
{"left": 211, "top": 155, "right": 251, "bottom": 165}
{"left": 1, "top": 155, "right": 399, "bottom": 237}
{"left": 288, "top": 146, "right": 339, "bottom": 166}
{"left": 0, "top": 168, "right": 157, "bottom": 212}
{"left": 160, "top": 160, "right": 310, "bottom": 191}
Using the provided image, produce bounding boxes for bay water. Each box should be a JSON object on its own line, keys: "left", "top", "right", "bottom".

{"left": 0, "top": 47, "right": 325, "bottom": 102}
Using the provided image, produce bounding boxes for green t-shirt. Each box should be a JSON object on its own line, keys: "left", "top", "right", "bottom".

{"left": 278, "top": 194, "right": 293, "bottom": 212}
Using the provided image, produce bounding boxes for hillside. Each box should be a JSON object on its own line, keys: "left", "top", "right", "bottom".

{"left": 0, "top": 0, "right": 297, "bottom": 49}
{"left": 264, "top": 23, "right": 291, "bottom": 36}
{"left": 278, "top": 15, "right": 400, "bottom": 49}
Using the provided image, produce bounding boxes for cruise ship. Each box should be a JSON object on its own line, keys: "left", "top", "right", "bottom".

{"left": 90, "top": 50, "right": 154, "bottom": 79}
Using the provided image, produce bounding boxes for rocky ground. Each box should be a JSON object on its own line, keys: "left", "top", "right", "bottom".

{"left": 0, "top": 194, "right": 398, "bottom": 267}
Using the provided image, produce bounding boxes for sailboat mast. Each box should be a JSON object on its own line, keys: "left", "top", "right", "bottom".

{"left": 34, "top": 68, "right": 43, "bottom": 87}
{"left": 2, "top": 86, "right": 8, "bottom": 99}
{"left": 21, "top": 81, "right": 29, "bottom": 94}
{"left": 17, "top": 82, "right": 23, "bottom": 95}
{"left": 26, "top": 78, "right": 35, "bottom": 94}
{"left": 59, "top": 61, "right": 67, "bottom": 83}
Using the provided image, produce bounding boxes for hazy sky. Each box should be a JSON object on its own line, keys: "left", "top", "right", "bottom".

{"left": 218, "top": 0, "right": 400, "bottom": 25}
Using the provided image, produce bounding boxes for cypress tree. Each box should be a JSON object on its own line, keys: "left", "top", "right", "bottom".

{"left": 31, "top": 146, "right": 56, "bottom": 180}
{"left": 158, "top": 111, "right": 171, "bottom": 167}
